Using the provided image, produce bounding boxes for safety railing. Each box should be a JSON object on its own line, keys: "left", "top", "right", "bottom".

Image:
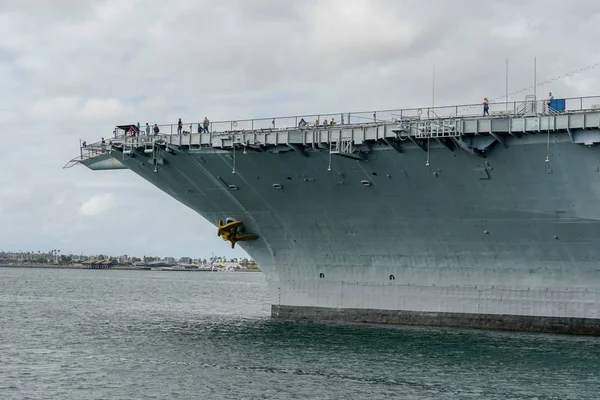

{"left": 111, "top": 95, "right": 600, "bottom": 139}
{"left": 64, "top": 141, "right": 112, "bottom": 168}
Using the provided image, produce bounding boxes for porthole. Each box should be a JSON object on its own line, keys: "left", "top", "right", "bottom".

{"left": 287, "top": 176, "right": 292, "bottom": 180}
{"left": 389, "top": 275, "right": 395, "bottom": 281}
{"left": 372, "top": 172, "right": 378, "bottom": 176}
{"left": 319, "top": 273, "right": 325, "bottom": 279}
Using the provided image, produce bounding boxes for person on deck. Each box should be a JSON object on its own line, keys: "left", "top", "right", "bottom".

{"left": 203, "top": 117, "right": 210, "bottom": 133}
{"left": 153, "top": 124, "right": 160, "bottom": 135}
{"left": 547, "top": 92, "right": 554, "bottom": 114}
{"left": 330, "top": 118, "right": 336, "bottom": 126}
{"left": 483, "top": 98, "right": 489, "bottom": 116}
{"left": 177, "top": 118, "right": 183, "bottom": 134}
{"left": 145, "top": 123, "right": 150, "bottom": 135}
{"left": 298, "top": 118, "right": 307, "bottom": 128}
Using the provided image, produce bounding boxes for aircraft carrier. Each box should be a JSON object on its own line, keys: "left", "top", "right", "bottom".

{"left": 67, "top": 96, "right": 600, "bottom": 335}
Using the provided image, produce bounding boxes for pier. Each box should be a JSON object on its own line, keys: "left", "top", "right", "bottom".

{"left": 81, "top": 260, "right": 115, "bottom": 269}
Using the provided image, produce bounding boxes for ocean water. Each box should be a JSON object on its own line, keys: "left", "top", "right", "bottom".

{"left": 0, "top": 268, "right": 598, "bottom": 400}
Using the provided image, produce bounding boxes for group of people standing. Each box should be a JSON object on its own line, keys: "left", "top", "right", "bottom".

{"left": 128, "top": 122, "right": 160, "bottom": 137}
{"left": 126, "top": 118, "right": 211, "bottom": 137}
{"left": 298, "top": 117, "right": 338, "bottom": 128}
{"left": 176, "top": 117, "right": 211, "bottom": 134}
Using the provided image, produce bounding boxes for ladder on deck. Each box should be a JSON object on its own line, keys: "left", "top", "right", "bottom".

{"left": 330, "top": 136, "right": 353, "bottom": 154}
{"left": 516, "top": 95, "right": 537, "bottom": 116}
{"left": 329, "top": 131, "right": 364, "bottom": 161}
{"left": 122, "top": 136, "right": 157, "bottom": 159}
{"left": 399, "top": 118, "right": 461, "bottom": 139}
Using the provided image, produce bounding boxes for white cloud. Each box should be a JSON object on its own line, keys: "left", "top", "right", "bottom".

{"left": 310, "top": 0, "right": 420, "bottom": 57}
{"left": 93, "top": 0, "right": 137, "bottom": 24}
{"left": 79, "top": 193, "right": 115, "bottom": 216}
{"left": 31, "top": 96, "right": 79, "bottom": 119}
{"left": 80, "top": 98, "right": 123, "bottom": 120}
{"left": 2, "top": 0, "right": 600, "bottom": 258}
{"left": 490, "top": 18, "right": 531, "bottom": 40}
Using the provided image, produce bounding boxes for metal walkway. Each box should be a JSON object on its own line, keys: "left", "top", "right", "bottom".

{"left": 66, "top": 95, "right": 600, "bottom": 169}
{"left": 150, "top": 110, "right": 600, "bottom": 149}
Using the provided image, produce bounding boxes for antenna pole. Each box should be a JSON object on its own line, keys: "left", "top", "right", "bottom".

{"left": 232, "top": 142, "right": 236, "bottom": 174}
{"left": 505, "top": 58, "right": 509, "bottom": 112}
{"left": 533, "top": 56, "right": 537, "bottom": 101}
{"left": 432, "top": 65, "right": 435, "bottom": 110}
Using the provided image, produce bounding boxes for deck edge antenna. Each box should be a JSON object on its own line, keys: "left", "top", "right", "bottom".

{"left": 432, "top": 65, "right": 435, "bottom": 110}
{"left": 153, "top": 143, "right": 158, "bottom": 173}
{"left": 426, "top": 64, "right": 433, "bottom": 168}
{"left": 327, "top": 131, "right": 332, "bottom": 171}
{"left": 545, "top": 127, "right": 551, "bottom": 165}
{"left": 232, "top": 139, "right": 236, "bottom": 174}
{"left": 533, "top": 56, "right": 537, "bottom": 102}
{"left": 505, "top": 58, "right": 509, "bottom": 112}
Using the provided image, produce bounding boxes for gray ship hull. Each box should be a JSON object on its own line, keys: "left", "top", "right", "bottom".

{"left": 88, "top": 132, "right": 600, "bottom": 334}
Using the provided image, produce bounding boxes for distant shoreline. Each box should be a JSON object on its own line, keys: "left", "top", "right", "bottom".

{"left": 0, "top": 264, "right": 261, "bottom": 272}
{"left": 1, "top": 263, "right": 88, "bottom": 270}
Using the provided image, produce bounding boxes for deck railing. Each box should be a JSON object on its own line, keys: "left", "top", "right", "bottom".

{"left": 64, "top": 141, "right": 112, "bottom": 168}
{"left": 113, "top": 95, "right": 600, "bottom": 138}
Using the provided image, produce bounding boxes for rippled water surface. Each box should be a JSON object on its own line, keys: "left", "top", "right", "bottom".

{"left": 0, "top": 268, "right": 598, "bottom": 399}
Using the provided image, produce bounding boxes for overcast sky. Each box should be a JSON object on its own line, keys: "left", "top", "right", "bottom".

{"left": 1, "top": 0, "right": 600, "bottom": 258}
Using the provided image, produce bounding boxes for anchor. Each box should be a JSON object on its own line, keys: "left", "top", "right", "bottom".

{"left": 217, "top": 219, "right": 259, "bottom": 249}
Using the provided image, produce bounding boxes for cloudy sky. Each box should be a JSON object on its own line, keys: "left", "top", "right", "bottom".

{"left": 1, "top": 0, "right": 599, "bottom": 259}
